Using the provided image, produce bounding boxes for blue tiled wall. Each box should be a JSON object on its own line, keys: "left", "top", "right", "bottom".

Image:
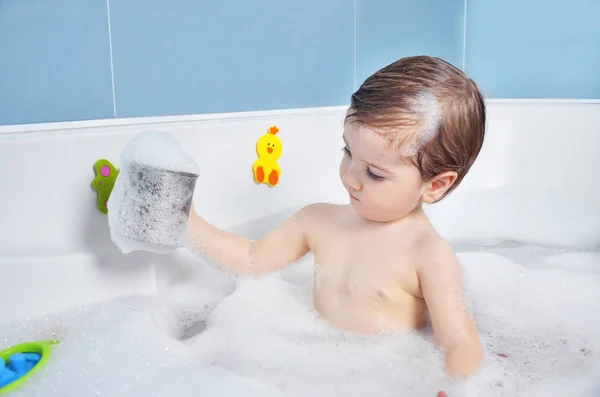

{"left": 1, "top": 1, "right": 598, "bottom": 126}
{"left": 0, "top": 0, "right": 115, "bottom": 126}
{"left": 466, "top": 0, "right": 600, "bottom": 99}
{"left": 109, "top": 0, "right": 354, "bottom": 118}
{"left": 356, "top": 0, "right": 464, "bottom": 88}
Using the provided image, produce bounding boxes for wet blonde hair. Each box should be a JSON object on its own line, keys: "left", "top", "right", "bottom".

{"left": 346, "top": 55, "right": 486, "bottom": 201}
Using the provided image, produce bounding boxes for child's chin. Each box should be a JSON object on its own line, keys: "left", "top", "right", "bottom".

{"left": 350, "top": 202, "right": 377, "bottom": 221}
{"left": 352, "top": 204, "right": 398, "bottom": 223}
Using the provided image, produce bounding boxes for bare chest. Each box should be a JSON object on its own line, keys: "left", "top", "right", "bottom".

{"left": 312, "top": 232, "right": 420, "bottom": 302}
{"left": 310, "top": 232, "right": 425, "bottom": 333}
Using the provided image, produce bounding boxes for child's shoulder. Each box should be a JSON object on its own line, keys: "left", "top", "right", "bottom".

{"left": 298, "top": 202, "right": 347, "bottom": 217}
{"left": 413, "top": 226, "right": 458, "bottom": 272}
{"left": 291, "top": 202, "right": 347, "bottom": 232}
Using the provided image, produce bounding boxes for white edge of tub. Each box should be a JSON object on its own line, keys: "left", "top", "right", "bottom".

{"left": 0, "top": 99, "right": 599, "bottom": 321}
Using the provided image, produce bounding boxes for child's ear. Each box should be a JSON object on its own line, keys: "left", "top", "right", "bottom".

{"left": 421, "top": 171, "right": 458, "bottom": 204}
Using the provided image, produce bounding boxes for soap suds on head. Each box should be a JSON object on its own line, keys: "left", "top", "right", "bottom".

{"left": 107, "top": 131, "right": 199, "bottom": 255}
{"left": 403, "top": 91, "right": 442, "bottom": 157}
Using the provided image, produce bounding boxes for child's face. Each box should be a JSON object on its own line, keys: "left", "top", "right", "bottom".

{"left": 339, "top": 122, "right": 427, "bottom": 222}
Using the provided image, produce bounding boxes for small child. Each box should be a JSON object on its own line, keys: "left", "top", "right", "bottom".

{"left": 187, "top": 55, "right": 486, "bottom": 377}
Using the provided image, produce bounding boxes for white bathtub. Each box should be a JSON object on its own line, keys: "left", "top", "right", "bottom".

{"left": 1, "top": 100, "right": 598, "bottom": 321}
{"left": 0, "top": 101, "right": 599, "bottom": 396}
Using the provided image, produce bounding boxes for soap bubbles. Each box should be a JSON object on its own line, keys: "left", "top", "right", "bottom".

{"left": 107, "top": 131, "right": 199, "bottom": 254}
{"left": 0, "top": 245, "right": 599, "bottom": 396}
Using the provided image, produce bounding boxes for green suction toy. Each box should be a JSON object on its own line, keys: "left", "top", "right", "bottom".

{"left": 0, "top": 340, "right": 59, "bottom": 394}
{"left": 91, "top": 159, "right": 119, "bottom": 214}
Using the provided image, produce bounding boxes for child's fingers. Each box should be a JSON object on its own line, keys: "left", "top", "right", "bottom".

{"left": 187, "top": 200, "right": 197, "bottom": 216}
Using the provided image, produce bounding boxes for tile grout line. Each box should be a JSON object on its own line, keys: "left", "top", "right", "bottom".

{"left": 106, "top": 0, "right": 117, "bottom": 117}
{"left": 462, "top": 0, "right": 468, "bottom": 72}
{"left": 353, "top": 0, "right": 357, "bottom": 91}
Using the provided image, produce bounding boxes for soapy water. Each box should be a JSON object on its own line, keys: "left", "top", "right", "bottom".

{"left": 1, "top": 243, "right": 599, "bottom": 397}
{"left": 107, "top": 131, "right": 199, "bottom": 255}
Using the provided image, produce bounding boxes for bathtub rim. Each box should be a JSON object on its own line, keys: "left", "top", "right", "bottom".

{"left": 0, "top": 99, "right": 599, "bottom": 136}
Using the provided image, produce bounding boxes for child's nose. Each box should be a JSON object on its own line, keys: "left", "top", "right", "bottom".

{"left": 341, "top": 167, "right": 362, "bottom": 191}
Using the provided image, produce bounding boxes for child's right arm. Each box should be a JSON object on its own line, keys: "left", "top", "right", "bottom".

{"left": 186, "top": 205, "right": 313, "bottom": 276}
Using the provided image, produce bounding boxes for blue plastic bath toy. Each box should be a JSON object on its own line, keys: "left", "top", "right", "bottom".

{"left": 0, "top": 353, "right": 41, "bottom": 387}
{"left": 0, "top": 340, "right": 58, "bottom": 394}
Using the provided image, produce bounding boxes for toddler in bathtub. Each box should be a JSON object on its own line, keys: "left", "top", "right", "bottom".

{"left": 187, "top": 56, "right": 486, "bottom": 378}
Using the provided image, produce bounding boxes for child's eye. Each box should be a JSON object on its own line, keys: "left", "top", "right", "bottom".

{"left": 341, "top": 146, "right": 351, "bottom": 156}
{"left": 366, "top": 168, "right": 384, "bottom": 181}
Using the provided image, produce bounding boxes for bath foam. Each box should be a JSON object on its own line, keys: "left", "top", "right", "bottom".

{"left": 1, "top": 245, "right": 599, "bottom": 397}
{"left": 107, "top": 131, "right": 199, "bottom": 254}
{"left": 404, "top": 91, "right": 442, "bottom": 157}
{"left": 119, "top": 130, "right": 199, "bottom": 176}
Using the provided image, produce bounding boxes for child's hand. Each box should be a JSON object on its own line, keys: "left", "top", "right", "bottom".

{"left": 187, "top": 200, "right": 197, "bottom": 218}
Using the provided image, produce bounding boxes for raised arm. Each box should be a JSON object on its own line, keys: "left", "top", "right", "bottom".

{"left": 186, "top": 204, "right": 313, "bottom": 276}
{"left": 417, "top": 240, "right": 483, "bottom": 377}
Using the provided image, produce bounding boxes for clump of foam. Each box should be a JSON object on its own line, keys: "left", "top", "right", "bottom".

{"left": 1, "top": 245, "right": 599, "bottom": 396}
{"left": 404, "top": 91, "right": 442, "bottom": 156}
{"left": 107, "top": 131, "right": 199, "bottom": 255}
{"left": 120, "top": 130, "right": 199, "bottom": 176}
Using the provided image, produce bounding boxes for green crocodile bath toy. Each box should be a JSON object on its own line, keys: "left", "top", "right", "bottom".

{"left": 91, "top": 159, "right": 119, "bottom": 214}
{"left": 0, "top": 340, "right": 59, "bottom": 394}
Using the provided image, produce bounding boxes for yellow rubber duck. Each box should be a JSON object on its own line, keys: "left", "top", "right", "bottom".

{"left": 252, "top": 125, "right": 281, "bottom": 186}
